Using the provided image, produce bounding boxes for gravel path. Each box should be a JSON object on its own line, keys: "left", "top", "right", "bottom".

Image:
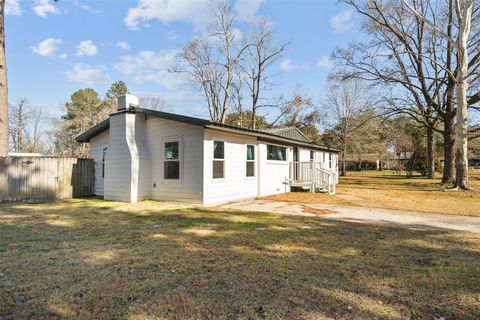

{"left": 222, "top": 200, "right": 480, "bottom": 233}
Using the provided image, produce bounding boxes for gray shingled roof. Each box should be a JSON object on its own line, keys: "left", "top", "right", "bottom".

{"left": 76, "top": 107, "right": 339, "bottom": 153}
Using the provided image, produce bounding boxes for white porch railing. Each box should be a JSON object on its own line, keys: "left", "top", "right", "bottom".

{"left": 289, "top": 162, "right": 337, "bottom": 195}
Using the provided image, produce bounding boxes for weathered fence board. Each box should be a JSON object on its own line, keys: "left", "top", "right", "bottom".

{"left": 0, "top": 157, "right": 95, "bottom": 202}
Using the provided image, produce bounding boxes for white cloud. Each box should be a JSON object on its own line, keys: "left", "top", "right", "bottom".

{"left": 124, "top": 0, "right": 213, "bottom": 30}
{"left": 329, "top": 9, "right": 354, "bottom": 34}
{"left": 33, "top": 0, "right": 61, "bottom": 18}
{"left": 65, "top": 63, "right": 111, "bottom": 86}
{"left": 124, "top": 0, "right": 264, "bottom": 30}
{"left": 279, "top": 59, "right": 298, "bottom": 71}
{"left": 234, "top": 0, "right": 264, "bottom": 20}
{"left": 114, "top": 50, "right": 184, "bottom": 90}
{"left": 116, "top": 41, "right": 130, "bottom": 51}
{"left": 6, "top": 0, "right": 22, "bottom": 16}
{"left": 31, "top": 38, "right": 62, "bottom": 57}
{"left": 317, "top": 56, "right": 334, "bottom": 69}
{"left": 75, "top": 40, "right": 98, "bottom": 57}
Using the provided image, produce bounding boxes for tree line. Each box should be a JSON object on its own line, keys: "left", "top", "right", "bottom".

{"left": 2, "top": 0, "right": 479, "bottom": 191}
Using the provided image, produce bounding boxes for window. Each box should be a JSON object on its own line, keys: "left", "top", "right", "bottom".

{"left": 246, "top": 145, "right": 255, "bottom": 177}
{"left": 102, "top": 147, "right": 108, "bottom": 178}
{"left": 213, "top": 141, "right": 224, "bottom": 179}
{"left": 267, "top": 145, "right": 286, "bottom": 161}
{"left": 310, "top": 150, "right": 315, "bottom": 162}
{"left": 164, "top": 141, "right": 180, "bottom": 179}
{"left": 328, "top": 153, "right": 332, "bottom": 169}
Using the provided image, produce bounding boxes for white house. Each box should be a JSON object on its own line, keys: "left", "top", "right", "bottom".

{"left": 76, "top": 95, "right": 339, "bottom": 205}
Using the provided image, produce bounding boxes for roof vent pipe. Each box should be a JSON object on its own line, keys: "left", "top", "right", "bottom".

{"left": 117, "top": 94, "right": 139, "bottom": 111}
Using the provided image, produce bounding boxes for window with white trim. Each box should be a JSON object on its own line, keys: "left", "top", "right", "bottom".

{"left": 310, "top": 150, "right": 314, "bottom": 162}
{"left": 102, "top": 147, "right": 108, "bottom": 178}
{"left": 267, "top": 145, "right": 286, "bottom": 161}
{"left": 164, "top": 141, "right": 180, "bottom": 179}
{"left": 246, "top": 144, "right": 255, "bottom": 177}
{"left": 213, "top": 141, "right": 225, "bottom": 179}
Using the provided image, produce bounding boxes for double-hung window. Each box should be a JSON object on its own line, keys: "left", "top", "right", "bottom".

{"left": 102, "top": 147, "right": 108, "bottom": 178}
{"left": 310, "top": 150, "right": 314, "bottom": 162}
{"left": 164, "top": 141, "right": 180, "bottom": 180}
{"left": 213, "top": 141, "right": 225, "bottom": 179}
{"left": 246, "top": 145, "right": 255, "bottom": 177}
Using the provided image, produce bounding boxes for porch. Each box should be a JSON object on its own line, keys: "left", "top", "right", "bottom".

{"left": 289, "top": 162, "right": 338, "bottom": 195}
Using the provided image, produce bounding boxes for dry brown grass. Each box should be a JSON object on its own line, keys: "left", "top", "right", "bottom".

{"left": 1, "top": 199, "right": 480, "bottom": 319}
{"left": 264, "top": 170, "right": 480, "bottom": 217}
{"left": 338, "top": 170, "right": 480, "bottom": 216}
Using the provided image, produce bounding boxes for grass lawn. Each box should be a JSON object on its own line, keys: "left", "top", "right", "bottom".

{"left": 1, "top": 199, "right": 479, "bottom": 319}
{"left": 265, "top": 170, "right": 480, "bottom": 217}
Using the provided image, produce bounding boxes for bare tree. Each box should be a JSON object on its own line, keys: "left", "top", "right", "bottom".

{"left": 179, "top": 3, "right": 247, "bottom": 123}
{"left": 0, "top": 0, "right": 58, "bottom": 155}
{"left": 8, "top": 99, "right": 46, "bottom": 153}
{"left": 336, "top": 0, "right": 480, "bottom": 183}
{"left": 241, "top": 17, "right": 288, "bottom": 129}
{"left": 139, "top": 97, "right": 169, "bottom": 111}
{"left": 401, "top": 0, "right": 476, "bottom": 189}
{"left": 0, "top": 0, "right": 7, "bottom": 156}
{"left": 8, "top": 99, "right": 28, "bottom": 152}
{"left": 324, "top": 79, "right": 373, "bottom": 176}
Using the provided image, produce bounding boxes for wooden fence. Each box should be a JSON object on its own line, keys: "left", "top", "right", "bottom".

{"left": 0, "top": 157, "right": 95, "bottom": 202}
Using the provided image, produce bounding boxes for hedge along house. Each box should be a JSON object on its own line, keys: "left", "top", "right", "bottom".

{"left": 76, "top": 95, "right": 339, "bottom": 205}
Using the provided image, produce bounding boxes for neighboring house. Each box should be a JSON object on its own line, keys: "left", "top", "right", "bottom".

{"left": 343, "top": 151, "right": 414, "bottom": 171}
{"left": 76, "top": 95, "right": 339, "bottom": 205}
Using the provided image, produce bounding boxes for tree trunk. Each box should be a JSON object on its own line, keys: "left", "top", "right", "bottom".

{"left": 251, "top": 108, "right": 256, "bottom": 130}
{"left": 454, "top": 1, "right": 473, "bottom": 190}
{"left": 442, "top": 116, "right": 455, "bottom": 184}
{"left": 426, "top": 126, "right": 435, "bottom": 179}
{"left": 0, "top": 0, "right": 8, "bottom": 157}
{"left": 341, "top": 151, "right": 346, "bottom": 176}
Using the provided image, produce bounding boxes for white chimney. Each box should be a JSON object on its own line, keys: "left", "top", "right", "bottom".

{"left": 117, "top": 94, "right": 139, "bottom": 111}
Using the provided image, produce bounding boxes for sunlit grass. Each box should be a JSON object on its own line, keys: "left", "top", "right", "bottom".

{"left": 1, "top": 199, "right": 479, "bottom": 319}
{"left": 265, "top": 170, "right": 480, "bottom": 216}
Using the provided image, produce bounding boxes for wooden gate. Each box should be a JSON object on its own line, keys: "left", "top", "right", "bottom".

{"left": 0, "top": 157, "right": 95, "bottom": 202}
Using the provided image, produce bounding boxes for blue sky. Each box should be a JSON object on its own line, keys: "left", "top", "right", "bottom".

{"left": 5, "top": 0, "right": 364, "bottom": 120}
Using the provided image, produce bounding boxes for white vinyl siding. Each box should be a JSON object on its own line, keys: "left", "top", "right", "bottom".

{"left": 104, "top": 113, "right": 151, "bottom": 202}
{"left": 258, "top": 142, "right": 291, "bottom": 196}
{"left": 147, "top": 118, "right": 203, "bottom": 203}
{"left": 89, "top": 129, "right": 109, "bottom": 196}
{"left": 203, "top": 129, "right": 258, "bottom": 205}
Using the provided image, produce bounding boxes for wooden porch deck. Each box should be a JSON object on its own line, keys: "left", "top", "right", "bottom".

{"left": 289, "top": 162, "right": 338, "bottom": 195}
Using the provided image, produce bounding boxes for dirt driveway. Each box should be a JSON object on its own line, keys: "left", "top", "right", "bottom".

{"left": 222, "top": 200, "right": 480, "bottom": 233}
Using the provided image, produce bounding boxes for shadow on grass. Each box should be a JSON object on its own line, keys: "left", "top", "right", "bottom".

{"left": 1, "top": 199, "right": 479, "bottom": 320}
